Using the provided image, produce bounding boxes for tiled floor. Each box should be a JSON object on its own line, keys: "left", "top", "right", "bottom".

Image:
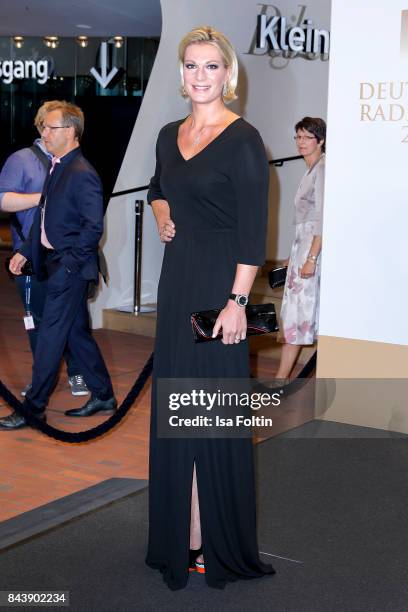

{"left": 0, "top": 241, "right": 312, "bottom": 522}
{"left": 0, "top": 245, "right": 154, "bottom": 520}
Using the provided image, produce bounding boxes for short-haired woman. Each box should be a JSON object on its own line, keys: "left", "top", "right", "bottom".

{"left": 146, "top": 26, "right": 274, "bottom": 590}
{"left": 276, "top": 117, "right": 326, "bottom": 379}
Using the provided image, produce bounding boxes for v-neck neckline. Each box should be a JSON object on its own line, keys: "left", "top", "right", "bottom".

{"left": 176, "top": 116, "right": 243, "bottom": 162}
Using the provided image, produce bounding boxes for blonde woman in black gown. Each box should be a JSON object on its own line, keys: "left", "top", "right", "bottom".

{"left": 146, "top": 26, "right": 275, "bottom": 590}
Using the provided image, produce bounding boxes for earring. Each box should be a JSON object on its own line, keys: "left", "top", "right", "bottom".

{"left": 181, "top": 85, "right": 188, "bottom": 97}
{"left": 222, "top": 83, "right": 228, "bottom": 97}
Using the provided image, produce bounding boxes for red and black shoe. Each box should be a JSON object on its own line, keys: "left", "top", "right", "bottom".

{"left": 189, "top": 546, "right": 204, "bottom": 573}
{"left": 194, "top": 558, "right": 205, "bottom": 574}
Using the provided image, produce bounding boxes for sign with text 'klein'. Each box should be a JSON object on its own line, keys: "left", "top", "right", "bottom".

{"left": 247, "top": 4, "right": 330, "bottom": 66}
{"left": 256, "top": 14, "right": 330, "bottom": 55}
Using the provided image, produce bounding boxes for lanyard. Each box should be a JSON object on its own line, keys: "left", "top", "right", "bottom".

{"left": 25, "top": 275, "right": 31, "bottom": 316}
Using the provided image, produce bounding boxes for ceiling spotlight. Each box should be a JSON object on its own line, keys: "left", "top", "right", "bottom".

{"left": 113, "top": 36, "right": 123, "bottom": 49}
{"left": 76, "top": 35, "right": 89, "bottom": 48}
{"left": 43, "top": 36, "right": 59, "bottom": 49}
{"left": 13, "top": 36, "right": 24, "bottom": 49}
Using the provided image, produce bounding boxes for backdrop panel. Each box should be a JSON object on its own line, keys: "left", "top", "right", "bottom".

{"left": 317, "top": 0, "right": 408, "bottom": 432}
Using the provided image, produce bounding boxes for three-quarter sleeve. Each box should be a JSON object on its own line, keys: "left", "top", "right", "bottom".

{"left": 311, "top": 160, "right": 325, "bottom": 235}
{"left": 147, "top": 136, "right": 166, "bottom": 205}
{"left": 231, "top": 129, "right": 269, "bottom": 265}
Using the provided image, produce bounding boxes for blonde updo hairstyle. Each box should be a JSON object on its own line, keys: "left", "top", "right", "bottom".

{"left": 178, "top": 26, "right": 238, "bottom": 104}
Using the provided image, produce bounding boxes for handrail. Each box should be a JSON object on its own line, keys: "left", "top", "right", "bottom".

{"left": 109, "top": 155, "right": 302, "bottom": 199}
{"left": 269, "top": 155, "right": 302, "bottom": 167}
{"left": 111, "top": 185, "right": 149, "bottom": 198}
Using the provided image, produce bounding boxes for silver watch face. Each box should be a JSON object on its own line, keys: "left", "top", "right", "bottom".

{"left": 237, "top": 294, "right": 249, "bottom": 307}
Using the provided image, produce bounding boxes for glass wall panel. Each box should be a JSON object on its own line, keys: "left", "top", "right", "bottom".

{"left": 0, "top": 36, "right": 159, "bottom": 196}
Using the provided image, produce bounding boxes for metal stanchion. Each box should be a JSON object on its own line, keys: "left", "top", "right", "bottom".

{"left": 117, "top": 199, "right": 155, "bottom": 315}
{"left": 133, "top": 199, "right": 155, "bottom": 315}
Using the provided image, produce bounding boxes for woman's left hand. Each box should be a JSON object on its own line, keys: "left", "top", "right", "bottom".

{"left": 299, "top": 260, "right": 316, "bottom": 279}
{"left": 212, "top": 301, "right": 247, "bottom": 345}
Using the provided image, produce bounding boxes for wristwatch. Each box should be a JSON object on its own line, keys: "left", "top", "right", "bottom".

{"left": 229, "top": 293, "right": 249, "bottom": 307}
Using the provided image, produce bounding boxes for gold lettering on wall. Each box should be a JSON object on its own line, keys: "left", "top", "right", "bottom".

{"left": 359, "top": 81, "right": 408, "bottom": 141}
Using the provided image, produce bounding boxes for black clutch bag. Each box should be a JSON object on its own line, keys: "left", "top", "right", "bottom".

{"left": 4, "top": 255, "right": 33, "bottom": 277}
{"left": 191, "top": 303, "right": 279, "bottom": 343}
{"left": 268, "top": 266, "right": 287, "bottom": 289}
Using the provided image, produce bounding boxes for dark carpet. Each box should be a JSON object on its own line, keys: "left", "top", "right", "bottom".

{"left": 1, "top": 420, "right": 408, "bottom": 612}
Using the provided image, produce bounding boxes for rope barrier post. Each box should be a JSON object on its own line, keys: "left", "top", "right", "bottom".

{"left": 134, "top": 199, "right": 143, "bottom": 314}
{"left": 133, "top": 199, "right": 155, "bottom": 315}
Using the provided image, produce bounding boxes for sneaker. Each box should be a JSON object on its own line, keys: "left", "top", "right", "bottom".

{"left": 68, "top": 375, "right": 89, "bottom": 396}
{"left": 21, "top": 383, "right": 32, "bottom": 397}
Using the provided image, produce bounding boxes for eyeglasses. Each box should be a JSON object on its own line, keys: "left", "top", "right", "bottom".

{"left": 41, "top": 124, "right": 70, "bottom": 132}
{"left": 294, "top": 135, "right": 316, "bottom": 142}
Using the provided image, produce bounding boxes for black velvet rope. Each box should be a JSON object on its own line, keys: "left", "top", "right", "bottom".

{"left": 251, "top": 351, "right": 317, "bottom": 397}
{"left": 0, "top": 353, "right": 154, "bottom": 443}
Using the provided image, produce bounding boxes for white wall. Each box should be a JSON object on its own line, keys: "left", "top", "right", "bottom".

{"left": 91, "top": 0, "right": 330, "bottom": 327}
{"left": 319, "top": 0, "right": 408, "bottom": 346}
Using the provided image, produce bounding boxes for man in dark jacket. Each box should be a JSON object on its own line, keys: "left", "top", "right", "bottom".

{"left": 0, "top": 101, "right": 116, "bottom": 429}
{"left": 0, "top": 101, "right": 89, "bottom": 398}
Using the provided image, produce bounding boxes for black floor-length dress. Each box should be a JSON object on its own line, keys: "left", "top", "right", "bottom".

{"left": 146, "top": 118, "right": 275, "bottom": 590}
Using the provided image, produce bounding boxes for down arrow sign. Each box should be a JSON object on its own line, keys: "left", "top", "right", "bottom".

{"left": 90, "top": 42, "right": 119, "bottom": 88}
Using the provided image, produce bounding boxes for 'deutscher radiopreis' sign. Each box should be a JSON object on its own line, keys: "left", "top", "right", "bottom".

{"left": 358, "top": 9, "right": 408, "bottom": 144}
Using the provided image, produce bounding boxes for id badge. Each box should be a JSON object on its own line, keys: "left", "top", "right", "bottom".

{"left": 23, "top": 315, "right": 35, "bottom": 330}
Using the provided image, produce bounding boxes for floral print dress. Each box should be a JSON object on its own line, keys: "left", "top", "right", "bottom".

{"left": 279, "top": 155, "right": 325, "bottom": 345}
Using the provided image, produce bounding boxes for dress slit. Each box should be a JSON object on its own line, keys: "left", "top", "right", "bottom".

{"left": 189, "top": 458, "right": 204, "bottom": 556}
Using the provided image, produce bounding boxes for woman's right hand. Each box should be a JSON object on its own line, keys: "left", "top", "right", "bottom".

{"left": 157, "top": 217, "right": 176, "bottom": 242}
{"left": 152, "top": 200, "right": 176, "bottom": 243}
